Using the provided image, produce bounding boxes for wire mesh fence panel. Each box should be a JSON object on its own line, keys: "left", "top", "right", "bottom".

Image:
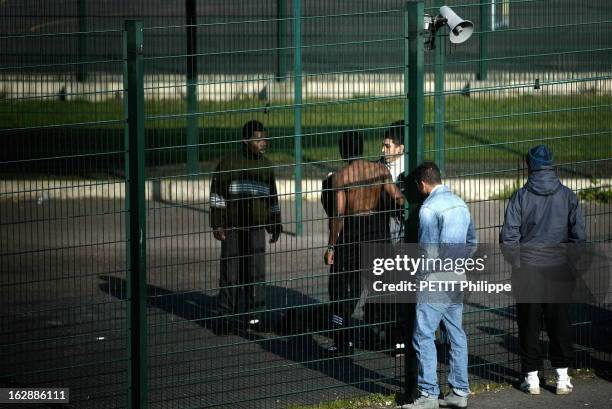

{"left": 0, "top": 1, "right": 611, "bottom": 408}
{"left": 140, "top": 2, "right": 409, "bottom": 407}
{"left": 0, "top": 14, "right": 129, "bottom": 409}
{"left": 423, "top": 0, "right": 612, "bottom": 393}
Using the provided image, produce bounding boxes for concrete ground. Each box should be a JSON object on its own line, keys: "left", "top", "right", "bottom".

{"left": 0, "top": 198, "right": 610, "bottom": 408}
{"left": 359, "top": 373, "right": 612, "bottom": 409}
{"left": 467, "top": 374, "right": 612, "bottom": 409}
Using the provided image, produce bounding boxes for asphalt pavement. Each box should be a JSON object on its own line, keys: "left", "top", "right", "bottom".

{"left": 1, "top": 198, "right": 610, "bottom": 408}
{"left": 467, "top": 374, "right": 612, "bottom": 409}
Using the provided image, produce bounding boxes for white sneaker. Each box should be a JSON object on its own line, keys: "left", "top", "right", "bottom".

{"left": 555, "top": 368, "right": 573, "bottom": 395}
{"left": 519, "top": 372, "right": 541, "bottom": 395}
{"left": 555, "top": 377, "right": 573, "bottom": 395}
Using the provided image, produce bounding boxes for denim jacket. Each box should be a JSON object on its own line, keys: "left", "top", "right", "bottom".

{"left": 416, "top": 185, "right": 477, "bottom": 300}
{"left": 419, "top": 185, "right": 477, "bottom": 245}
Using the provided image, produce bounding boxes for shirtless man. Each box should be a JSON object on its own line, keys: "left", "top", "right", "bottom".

{"left": 322, "top": 131, "right": 405, "bottom": 355}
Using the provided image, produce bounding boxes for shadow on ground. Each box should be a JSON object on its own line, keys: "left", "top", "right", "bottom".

{"left": 99, "top": 275, "right": 402, "bottom": 398}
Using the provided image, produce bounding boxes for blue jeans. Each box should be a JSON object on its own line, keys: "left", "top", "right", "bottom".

{"left": 413, "top": 303, "right": 470, "bottom": 398}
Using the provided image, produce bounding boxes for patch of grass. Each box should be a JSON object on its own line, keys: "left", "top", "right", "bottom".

{"left": 2, "top": 95, "right": 610, "bottom": 171}
{"left": 468, "top": 381, "right": 508, "bottom": 394}
{"left": 578, "top": 180, "right": 612, "bottom": 203}
{"left": 287, "top": 393, "right": 394, "bottom": 409}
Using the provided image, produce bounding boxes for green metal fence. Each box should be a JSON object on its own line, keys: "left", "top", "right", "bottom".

{"left": 1, "top": 1, "right": 611, "bottom": 408}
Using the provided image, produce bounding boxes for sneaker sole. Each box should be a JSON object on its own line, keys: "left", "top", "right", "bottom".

{"left": 439, "top": 403, "right": 467, "bottom": 408}
{"left": 520, "top": 387, "right": 541, "bottom": 395}
{"left": 556, "top": 387, "right": 573, "bottom": 395}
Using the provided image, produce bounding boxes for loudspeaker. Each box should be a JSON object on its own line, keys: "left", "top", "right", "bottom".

{"left": 439, "top": 6, "right": 474, "bottom": 44}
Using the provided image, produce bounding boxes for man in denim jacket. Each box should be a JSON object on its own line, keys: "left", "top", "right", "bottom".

{"left": 400, "top": 162, "right": 476, "bottom": 409}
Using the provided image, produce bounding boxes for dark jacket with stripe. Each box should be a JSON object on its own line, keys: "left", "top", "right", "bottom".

{"left": 210, "top": 147, "right": 281, "bottom": 233}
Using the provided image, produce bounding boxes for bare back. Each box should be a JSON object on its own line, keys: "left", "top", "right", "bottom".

{"left": 333, "top": 160, "right": 400, "bottom": 214}
{"left": 326, "top": 159, "right": 405, "bottom": 253}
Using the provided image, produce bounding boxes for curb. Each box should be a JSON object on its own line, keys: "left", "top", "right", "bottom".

{"left": 1, "top": 178, "right": 609, "bottom": 203}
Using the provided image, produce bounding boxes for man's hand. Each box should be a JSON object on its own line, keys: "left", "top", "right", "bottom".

{"left": 324, "top": 248, "right": 334, "bottom": 265}
{"left": 269, "top": 225, "right": 282, "bottom": 243}
{"left": 213, "top": 227, "right": 226, "bottom": 241}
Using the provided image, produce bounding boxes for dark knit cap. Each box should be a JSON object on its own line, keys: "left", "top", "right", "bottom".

{"left": 527, "top": 144, "right": 553, "bottom": 170}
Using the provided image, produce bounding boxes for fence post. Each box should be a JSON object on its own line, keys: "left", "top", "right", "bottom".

{"left": 293, "top": 0, "right": 303, "bottom": 235}
{"left": 122, "top": 30, "right": 131, "bottom": 392}
{"left": 77, "top": 0, "right": 87, "bottom": 81}
{"left": 402, "top": 5, "right": 425, "bottom": 398}
{"left": 478, "top": 0, "right": 489, "bottom": 80}
{"left": 406, "top": 0, "right": 425, "bottom": 173}
{"left": 403, "top": 4, "right": 410, "bottom": 178}
{"left": 186, "top": 0, "right": 200, "bottom": 177}
{"left": 124, "top": 19, "right": 148, "bottom": 409}
{"left": 434, "top": 0, "right": 446, "bottom": 174}
{"left": 276, "top": 0, "right": 287, "bottom": 81}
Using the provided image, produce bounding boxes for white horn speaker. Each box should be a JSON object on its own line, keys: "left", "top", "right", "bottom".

{"left": 439, "top": 6, "right": 474, "bottom": 44}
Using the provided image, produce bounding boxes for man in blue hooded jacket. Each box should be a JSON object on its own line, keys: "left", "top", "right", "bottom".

{"left": 500, "top": 145, "right": 586, "bottom": 396}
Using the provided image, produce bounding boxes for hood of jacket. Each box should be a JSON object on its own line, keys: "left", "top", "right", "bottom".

{"left": 525, "top": 168, "right": 561, "bottom": 196}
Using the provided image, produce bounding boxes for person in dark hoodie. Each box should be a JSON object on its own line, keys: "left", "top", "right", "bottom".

{"left": 500, "top": 145, "right": 586, "bottom": 396}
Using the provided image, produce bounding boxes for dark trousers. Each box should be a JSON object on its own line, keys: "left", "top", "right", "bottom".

{"left": 328, "top": 267, "right": 361, "bottom": 347}
{"left": 401, "top": 303, "right": 419, "bottom": 402}
{"left": 218, "top": 228, "right": 266, "bottom": 320}
{"left": 516, "top": 303, "right": 574, "bottom": 373}
{"left": 329, "top": 214, "right": 387, "bottom": 347}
